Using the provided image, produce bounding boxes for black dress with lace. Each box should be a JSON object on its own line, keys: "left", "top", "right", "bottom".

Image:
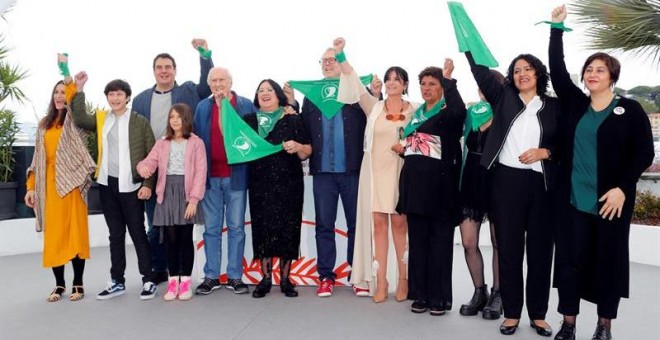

{"left": 460, "top": 128, "right": 491, "bottom": 223}
{"left": 244, "top": 114, "right": 311, "bottom": 260}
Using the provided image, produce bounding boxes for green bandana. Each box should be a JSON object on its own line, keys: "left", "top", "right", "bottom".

{"left": 402, "top": 98, "right": 446, "bottom": 138}
{"left": 468, "top": 101, "right": 493, "bottom": 131}
{"left": 535, "top": 21, "right": 573, "bottom": 32}
{"left": 58, "top": 53, "right": 70, "bottom": 77}
{"left": 196, "top": 46, "right": 212, "bottom": 59}
{"left": 448, "top": 2, "right": 499, "bottom": 67}
{"left": 289, "top": 75, "right": 373, "bottom": 119}
{"left": 221, "top": 98, "right": 283, "bottom": 164}
{"left": 256, "top": 107, "right": 284, "bottom": 138}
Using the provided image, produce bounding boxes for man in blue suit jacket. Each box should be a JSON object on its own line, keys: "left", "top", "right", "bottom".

{"left": 132, "top": 38, "right": 214, "bottom": 284}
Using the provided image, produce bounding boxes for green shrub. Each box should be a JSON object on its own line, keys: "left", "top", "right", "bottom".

{"left": 633, "top": 190, "right": 660, "bottom": 225}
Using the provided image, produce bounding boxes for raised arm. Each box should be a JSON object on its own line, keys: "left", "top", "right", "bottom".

{"left": 192, "top": 38, "right": 214, "bottom": 99}
{"left": 334, "top": 37, "right": 378, "bottom": 114}
{"left": 441, "top": 58, "right": 467, "bottom": 122}
{"left": 70, "top": 71, "right": 97, "bottom": 131}
{"left": 57, "top": 53, "right": 78, "bottom": 103}
{"left": 465, "top": 52, "right": 504, "bottom": 106}
{"left": 548, "top": 5, "right": 586, "bottom": 101}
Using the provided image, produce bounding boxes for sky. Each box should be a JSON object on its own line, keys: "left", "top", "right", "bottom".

{"left": 1, "top": 0, "right": 659, "bottom": 126}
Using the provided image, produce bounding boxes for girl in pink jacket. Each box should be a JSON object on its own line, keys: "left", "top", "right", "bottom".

{"left": 137, "top": 103, "right": 207, "bottom": 301}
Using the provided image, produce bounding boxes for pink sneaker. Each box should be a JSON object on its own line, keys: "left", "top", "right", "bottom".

{"left": 178, "top": 276, "right": 192, "bottom": 301}
{"left": 316, "top": 278, "right": 333, "bottom": 297}
{"left": 163, "top": 277, "right": 179, "bottom": 301}
{"left": 353, "top": 285, "right": 370, "bottom": 297}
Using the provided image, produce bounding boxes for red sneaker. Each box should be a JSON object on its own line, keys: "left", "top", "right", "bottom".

{"left": 352, "top": 285, "right": 370, "bottom": 297}
{"left": 316, "top": 278, "right": 334, "bottom": 297}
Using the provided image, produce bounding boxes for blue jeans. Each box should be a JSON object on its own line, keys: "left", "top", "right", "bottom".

{"left": 145, "top": 195, "right": 167, "bottom": 273}
{"left": 201, "top": 177, "right": 247, "bottom": 280}
{"left": 313, "top": 173, "right": 358, "bottom": 281}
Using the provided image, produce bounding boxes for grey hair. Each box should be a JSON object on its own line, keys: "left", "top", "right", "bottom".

{"left": 207, "top": 67, "right": 233, "bottom": 85}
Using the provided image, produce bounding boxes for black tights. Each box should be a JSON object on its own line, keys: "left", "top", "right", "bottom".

{"left": 52, "top": 256, "right": 85, "bottom": 287}
{"left": 165, "top": 224, "right": 194, "bottom": 276}
{"left": 259, "top": 258, "right": 293, "bottom": 282}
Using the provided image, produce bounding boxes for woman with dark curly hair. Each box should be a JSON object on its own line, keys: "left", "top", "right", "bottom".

{"left": 464, "top": 49, "right": 560, "bottom": 336}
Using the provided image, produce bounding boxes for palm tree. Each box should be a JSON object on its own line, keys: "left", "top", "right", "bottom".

{"left": 571, "top": 0, "right": 660, "bottom": 65}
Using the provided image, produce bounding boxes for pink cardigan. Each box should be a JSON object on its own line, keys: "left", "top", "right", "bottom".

{"left": 137, "top": 133, "right": 207, "bottom": 205}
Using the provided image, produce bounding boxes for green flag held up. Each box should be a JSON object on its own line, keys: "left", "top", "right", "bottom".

{"left": 289, "top": 75, "right": 373, "bottom": 119}
{"left": 448, "top": 1, "right": 498, "bottom": 67}
{"left": 221, "top": 98, "right": 283, "bottom": 164}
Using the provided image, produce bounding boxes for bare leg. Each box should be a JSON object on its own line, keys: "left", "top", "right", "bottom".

{"left": 391, "top": 213, "right": 408, "bottom": 301}
{"left": 372, "top": 212, "right": 389, "bottom": 302}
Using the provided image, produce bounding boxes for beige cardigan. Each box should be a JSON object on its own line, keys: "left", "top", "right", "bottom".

{"left": 27, "top": 111, "right": 96, "bottom": 232}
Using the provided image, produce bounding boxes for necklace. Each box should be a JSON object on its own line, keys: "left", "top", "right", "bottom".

{"left": 385, "top": 98, "right": 405, "bottom": 121}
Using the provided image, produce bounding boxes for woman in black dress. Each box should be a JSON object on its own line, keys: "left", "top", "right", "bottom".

{"left": 458, "top": 71, "right": 504, "bottom": 320}
{"left": 549, "top": 6, "right": 654, "bottom": 340}
{"left": 244, "top": 79, "right": 312, "bottom": 298}
{"left": 396, "top": 59, "right": 466, "bottom": 316}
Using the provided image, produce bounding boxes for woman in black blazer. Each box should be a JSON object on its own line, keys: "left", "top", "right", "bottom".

{"left": 548, "top": 6, "right": 654, "bottom": 340}
{"left": 465, "top": 49, "right": 560, "bottom": 336}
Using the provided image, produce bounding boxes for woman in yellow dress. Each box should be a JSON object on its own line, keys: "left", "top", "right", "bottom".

{"left": 25, "top": 54, "right": 96, "bottom": 302}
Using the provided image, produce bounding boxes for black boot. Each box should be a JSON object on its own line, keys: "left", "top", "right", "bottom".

{"left": 482, "top": 288, "right": 502, "bottom": 320}
{"left": 591, "top": 323, "right": 611, "bottom": 340}
{"left": 279, "top": 259, "right": 298, "bottom": 297}
{"left": 252, "top": 258, "right": 272, "bottom": 298}
{"left": 554, "top": 322, "right": 576, "bottom": 340}
{"left": 460, "top": 285, "right": 489, "bottom": 316}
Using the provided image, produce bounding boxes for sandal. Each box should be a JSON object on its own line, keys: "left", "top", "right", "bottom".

{"left": 69, "top": 286, "right": 85, "bottom": 301}
{"left": 47, "top": 286, "right": 66, "bottom": 302}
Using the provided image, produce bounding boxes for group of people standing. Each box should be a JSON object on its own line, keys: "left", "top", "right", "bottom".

{"left": 26, "top": 5, "right": 653, "bottom": 340}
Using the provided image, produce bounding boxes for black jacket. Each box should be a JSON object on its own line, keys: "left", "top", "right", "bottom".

{"left": 466, "top": 53, "right": 560, "bottom": 191}
{"left": 549, "top": 28, "right": 654, "bottom": 299}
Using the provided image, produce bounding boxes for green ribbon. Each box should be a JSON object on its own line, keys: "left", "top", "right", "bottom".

{"left": 536, "top": 21, "right": 573, "bottom": 32}
{"left": 256, "top": 107, "right": 284, "bottom": 138}
{"left": 220, "top": 98, "right": 283, "bottom": 164}
{"left": 289, "top": 75, "right": 373, "bottom": 119}
{"left": 402, "top": 98, "right": 446, "bottom": 138}
{"left": 448, "top": 2, "right": 498, "bottom": 67}
{"left": 58, "top": 53, "right": 70, "bottom": 77}
{"left": 196, "top": 46, "right": 212, "bottom": 59}
{"left": 468, "top": 101, "right": 493, "bottom": 131}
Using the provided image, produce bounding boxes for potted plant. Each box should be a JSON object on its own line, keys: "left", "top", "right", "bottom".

{"left": 0, "top": 108, "right": 20, "bottom": 219}
{"left": 0, "top": 32, "right": 27, "bottom": 220}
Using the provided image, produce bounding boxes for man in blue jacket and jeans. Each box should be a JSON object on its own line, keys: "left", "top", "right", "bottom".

{"left": 132, "top": 38, "right": 214, "bottom": 284}
{"left": 193, "top": 67, "right": 254, "bottom": 295}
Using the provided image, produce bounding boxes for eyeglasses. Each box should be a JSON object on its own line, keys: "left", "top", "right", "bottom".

{"left": 319, "top": 57, "right": 337, "bottom": 65}
{"left": 257, "top": 88, "right": 275, "bottom": 94}
{"left": 386, "top": 114, "right": 406, "bottom": 121}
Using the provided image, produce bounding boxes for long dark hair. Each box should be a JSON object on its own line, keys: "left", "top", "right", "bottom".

{"left": 165, "top": 103, "right": 193, "bottom": 140}
{"left": 40, "top": 80, "right": 66, "bottom": 129}
{"left": 505, "top": 54, "right": 549, "bottom": 98}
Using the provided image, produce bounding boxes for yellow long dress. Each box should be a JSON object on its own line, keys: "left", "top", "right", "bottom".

{"left": 27, "top": 125, "right": 90, "bottom": 268}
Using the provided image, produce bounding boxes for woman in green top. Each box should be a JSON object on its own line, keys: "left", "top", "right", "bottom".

{"left": 548, "top": 6, "right": 654, "bottom": 340}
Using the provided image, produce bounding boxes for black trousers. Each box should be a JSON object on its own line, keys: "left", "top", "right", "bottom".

{"left": 557, "top": 207, "right": 621, "bottom": 319}
{"left": 490, "top": 165, "right": 554, "bottom": 320}
{"left": 407, "top": 212, "right": 455, "bottom": 308}
{"left": 100, "top": 176, "right": 154, "bottom": 284}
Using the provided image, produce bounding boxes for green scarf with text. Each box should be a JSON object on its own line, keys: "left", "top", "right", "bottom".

{"left": 221, "top": 98, "right": 283, "bottom": 164}
{"left": 289, "top": 75, "right": 373, "bottom": 119}
{"left": 402, "top": 98, "right": 446, "bottom": 138}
